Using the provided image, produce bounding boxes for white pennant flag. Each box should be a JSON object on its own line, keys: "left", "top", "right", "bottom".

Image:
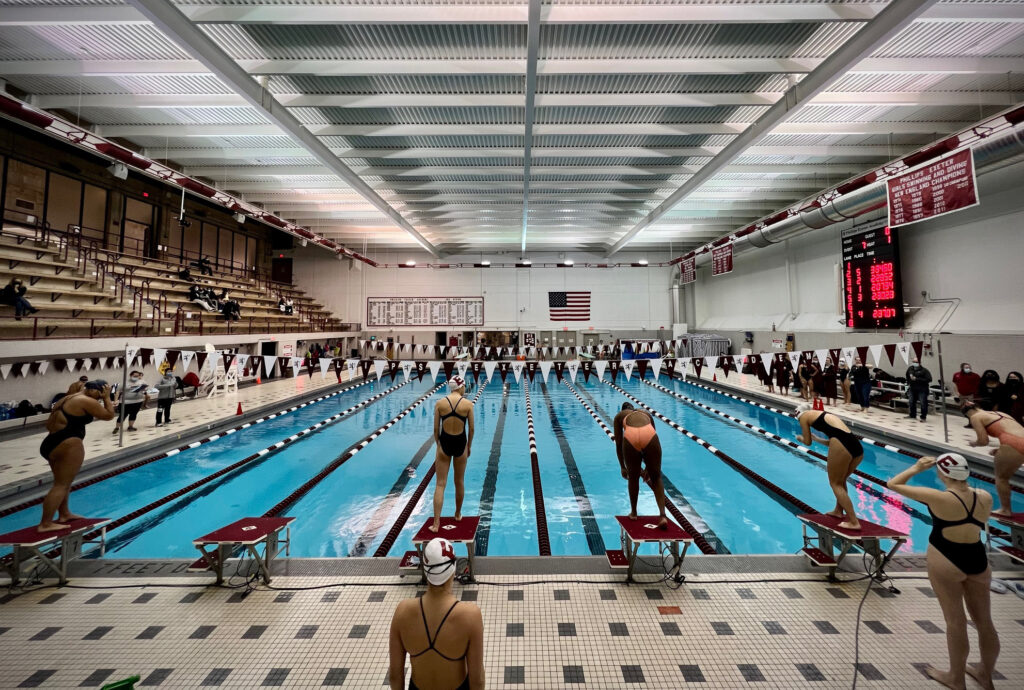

{"left": 541, "top": 347, "right": 549, "bottom": 357}
{"left": 841, "top": 347, "right": 856, "bottom": 368}
{"left": 621, "top": 360, "right": 635, "bottom": 381}
{"left": 896, "top": 342, "right": 912, "bottom": 365}
{"left": 593, "top": 360, "right": 607, "bottom": 381}
{"left": 401, "top": 343, "right": 409, "bottom": 354}
{"left": 511, "top": 361, "right": 524, "bottom": 383}
{"left": 488, "top": 347, "right": 495, "bottom": 357}
{"left": 78, "top": 358, "right": 90, "bottom": 372}
{"left": 345, "top": 358, "right": 359, "bottom": 381}
{"left": 566, "top": 360, "right": 579, "bottom": 383}
{"left": 38, "top": 360, "right": 50, "bottom": 375}
{"left": 264, "top": 355, "right": 278, "bottom": 377}
{"left": 125, "top": 346, "right": 139, "bottom": 366}
{"left": 67, "top": 358, "right": 78, "bottom": 372}
{"left": 815, "top": 349, "right": 830, "bottom": 367}
{"left": 180, "top": 350, "right": 195, "bottom": 371}
{"left": 483, "top": 360, "right": 497, "bottom": 382}
{"left": 236, "top": 353, "right": 249, "bottom": 370}
{"left": 428, "top": 361, "right": 442, "bottom": 383}
{"left": 0, "top": 363, "right": 10, "bottom": 380}
{"left": 319, "top": 357, "right": 333, "bottom": 379}
{"left": 705, "top": 356, "right": 718, "bottom": 373}
{"left": 678, "top": 357, "right": 690, "bottom": 375}
{"left": 291, "top": 356, "right": 304, "bottom": 377}
{"left": 650, "top": 358, "right": 662, "bottom": 380}
{"left": 539, "top": 360, "right": 552, "bottom": 383}
{"left": 868, "top": 344, "right": 884, "bottom": 368}
{"left": 372, "top": 360, "right": 387, "bottom": 381}
{"left": 400, "top": 361, "right": 413, "bottom": 383}
{"left": 456, "top": 361, "right": 469, "bottom": 379}
{"left": 152, "top": 348, "right": 167, "bottom": 369}
{"left": 787, "top": 351, "right": 802, "bottom": 371}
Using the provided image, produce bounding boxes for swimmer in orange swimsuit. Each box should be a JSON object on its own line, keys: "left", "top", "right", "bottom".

{"left": 964, "top": 401, "right": 1024, "bottom": 516}
{"left": 613, "top": 403, "right": 668, "bottom": 529}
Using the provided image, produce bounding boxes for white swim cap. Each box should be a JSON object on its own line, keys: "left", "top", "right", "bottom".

{"left": 447, "top": 375, "right": 466, "bottom": 391}
{"left": 936, "top": 453, "right": 970, "bottom": 481}
{"left": 795, "top": 402, "right": 813, "bottom": 414}
{"left": 422, "top": 538, "right": 457, "bottom": 586}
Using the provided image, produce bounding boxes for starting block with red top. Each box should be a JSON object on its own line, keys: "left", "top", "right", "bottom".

{"left": 409, "top": 516, "right": 480, "bottom": 583}
{"left": 991, "top": 513, "right": 1024, "bottom": 565}
{"left": 0, "top": 518, "right": 110, "bottom": 585}
{"left": 798, "top": 513, "right": 908, "bottom": 582}
{"left": 611, "top": 515, "right": 693, "bottom": 583}
{"left": 190, "top": 517, "right": 293, "bottom": 585}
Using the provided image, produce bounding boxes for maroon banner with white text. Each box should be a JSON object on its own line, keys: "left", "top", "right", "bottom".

{"left": 711, "top": 244, "right": 733, "bottom": 276}
{"left": 887, "top": 148, "right": 978, "bottom": 227}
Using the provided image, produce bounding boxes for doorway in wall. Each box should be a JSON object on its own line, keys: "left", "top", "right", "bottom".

{"left": 271, "top": 257, "right": 293, "bottom": 284}
{"left": 260, "top": 341, "right": 277, "bottom": 379}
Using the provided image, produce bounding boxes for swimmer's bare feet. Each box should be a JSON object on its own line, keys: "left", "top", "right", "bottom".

{"left": 37, "top": 522, "right": 70, "bottom": 533}
{"left": 627, "top": 513, "right": 637, "bottom": 521}
{"left": 56, "top": 513, "right": 84, "bottom": 524}
{"left": 657, "top": 517, "right": 669, "bottom": 530}
{"left": 428, "top": 520, "right": 440, "bottom": 533}
{"left": 923, "top": 665, "right": 965, "bottom": 690}
{"left": 454, "top": 513, "right": 462, "bottom": 522}
{"left": 824, "top": 510, "right": 845, "bottom": 519}
{"left": 991, "top": 508, "right": 1012, "bottom": 517}
{"left": 838, "top": 520, "right": 861, "bottom": 531}
{"left": 966, "top": 663, "right": 994, "bottom": 690}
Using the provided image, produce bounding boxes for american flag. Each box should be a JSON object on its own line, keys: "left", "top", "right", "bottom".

{"left": 548, "top": 291, "right": 591, "bottom": 321}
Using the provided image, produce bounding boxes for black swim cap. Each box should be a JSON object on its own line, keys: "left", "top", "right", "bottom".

{"left": 84, "top": 379, "right": 108, "bottom": 391}
{"left": 621, "top": 402, "right": 634, "bottom": 411}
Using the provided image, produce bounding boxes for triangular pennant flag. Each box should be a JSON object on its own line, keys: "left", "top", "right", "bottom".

{"left": 539, "top": 360, "right": 552, "bottom": 383}
{"left": 525, "top": 361, "right": 538, "bottom": 382}
{"left": 289, "top": 356, "right": 303, "bottom": 378}
{"left": 580, "top": 360, "right": 592, "bottom": 382}
{"left": 566, "top": 360, "right": 579, "bottom": 383}
{"left": 387, "top": 361, "right": 400, "bottom": 382}
{"left": 442, "top": 361, "right": 455, "bottom": 381}
{"left": 868, "top": 344, "right": 884, "bottom": 367}
{"left": 841, "top": 347, "right": 856, "bottom": 368}
{"left": 882, "top": 343, "right": 897, "bottom": 366}
{"left": 857, "top": 346, "right": 870, "bottom": 366}
{"left": 261, "top": 355, "right": 276, "bottom": 378}
{"left": 787, "top": 351, "right": 801, "bottom": 371}
{"left": 720, "top": 356, "right": 733, "bottom": 378}
{"left": 428, "top": 360, "right": 442, "bottom": 383}
{"left": 37, "top": 360, "right": 50, "bottom": 376}
{"left": 468, "top": 361, "right": 482, "bottom": 382}
{"left": 662, "top": 358, "right": 675, "bottom": 379}
{"left": 593, "top": 360, "right": 607, "bottom": 381}
{"left": 359, "top": 359, "right": 373, "bottom": 379}
{"left": 66, "top": 358, "right": 78, "bottom": 372}
{"left": 400, "top": 361, "right": 413, "bottom": 383}
{"left": 181, "top": 350, "right": 196, "bottom": 371}
{"left": 483, "top": 360, "right": 497, "bottom": 382}
{"left": 621, "top": 360, "right": 635, "bottom": 381}
{"left": 456, "top": 361, "right": 469, "bottom": 380}
{"left": 0, "top": 363, "right": 11, "bottom": 380}
{"left": 236, "top": 353, "right": 249, "bottom": 373}
{"left": 705, "top": 356, "right": 718, "bottom": 373}
{"left": 342, "top": 358, "right": 357, "bottom": 381}
{"left": 125, "top": 346, "right": 139, "bottom": 366}
{"left": 608, "top": 359, "right": 620, "bottom": 383}
{"left": 693, "top": 358, "right": 704, "bottom": 378}
{"left": 553, "top": 361, "right": 566, "bottom": 381}
{"left": 497, "top": 361, "right": 511, "bottom": 382}
{"left": 511, "top": 361, "right": 524, "bottom": 383}
{"left": 895, "top": 342, "right": 912, "bottom": 365}
{"left": 152, "top": 348, "right": 167, "bottom": 369}
{"left": 372, "top": 360, "right": 387, "bottom": 381}
{"left": 829, "top": 349, "right": 842, "bottom": 367}
{"left": 165, "top": 350, "right": 180, "bottom": 369}
{"left": 636, "top": 359, "right": 648, "bottom": 380}
{"left": 911, "top": 341, "right": 924, "bottom": 361}
{"left": 319, "top": 357, "right": 333, "bottom": 379}
{"left": 92, "top": 357, "right": 104, "bottom": 371}
{"left": 679, "top": 357, "right": 691, "bottom": 376}
{"left": 813, "top": 349, "right": 828, "bottom": 368}
{"left": 414, "top": 361, "right": 428, "bottom": 381}
{"left": 649, "top": 358, "right": 662, "bottom": 380}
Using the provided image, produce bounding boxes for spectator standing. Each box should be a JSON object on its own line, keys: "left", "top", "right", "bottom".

{"left": 954, "top": 363, "right": 982, "bottom": 428}
{"left": 2, "top": 278, "right": 39, "bottom": 320}
{"left": 906, "top": 357, "right": 934, "bottom": 422}
{"left": 154, "top": 364, "right": 176, "bottom": 427}
{"left": 838, "top": 360, "right": 851, "bottom": 405}
{"left": 850, "top": 357, "right": 873, "bottom": 412}
{"left": 822, "top": 358, "right": 838, "bottom": 406}
{"left": 997, "top": 372, "right": 1024, "bottom": 424}
{"left": 773, "top": 354, "right": 792, "bottom": 396}
{"left": 975, "top": 370, "right": 1003, "bottom": 411}
{"left": 114, "top": 370, "right": 149, "bottom": 433}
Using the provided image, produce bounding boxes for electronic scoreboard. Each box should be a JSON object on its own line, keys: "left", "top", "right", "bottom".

{"left": 841, "top": 224, "right": 904, "bottom": 329}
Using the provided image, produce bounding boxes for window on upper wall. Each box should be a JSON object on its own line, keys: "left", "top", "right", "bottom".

{"left": 201, "top": 222, "right": 219, "bottom": 263}
{"left": 182, "top": 219, "right": 201, "bottom": 263}
{"left": 218, "top": 227, "right": 233, "bottom": 271}
{"left": 3, "top": 159, "right": 46, "bottom": 226}
{"left": 45, "top": 172, "right": 82, "bottom": 234}
{"left": 81, "top": 184, "right": 107, "bottom": 244}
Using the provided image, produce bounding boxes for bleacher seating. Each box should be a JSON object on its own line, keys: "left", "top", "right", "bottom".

{"left": 0, "top": 226, "right": 353, "bottom": 339}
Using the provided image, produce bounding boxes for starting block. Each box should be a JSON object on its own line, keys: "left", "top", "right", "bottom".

{"left": 798, "top": 514, "right": 907, "bottom": 583}
{"left": 190, "top": 517, "right": 293, "bottom": 585}
{"left": 410, "top": 516, "right": 480, "bottom": 583}
{"left": 0, "top": 518, "right": 110, "bottom": 585}
{"left": 991, "top": 513, "right": 1024, "bottom": 565}
{"left": 613, "top": 515, "right": 693, "bottom": 584}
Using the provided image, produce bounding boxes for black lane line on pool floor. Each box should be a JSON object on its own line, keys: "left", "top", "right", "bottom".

{"left": 0, "top": 376, "right": 377, "bottom": 519}
{"left": 677, "top": 373, "right": 1023, "bottom": 495}
{"left": 538, "top": 382, "right": 606, "bottom": 556}
{"left": 605, "top": 381, "right": 819, "bottom": 518}
{"left": 525, "top": 383, "right": 552, "bottom": 556}
{"left": 640, "top": 378, "right": 939, "bottom": 527}
{"left": 77, "top": 380, "right": 414, "bottom": 555}
{"left": 373, "top": 380, "right": 490, "bottom": 558}
{"left": 474, "top": 384, "right": 511, "bottom": 557}
{"left": 571, "top": 381, "right": 729, "bottom": 555}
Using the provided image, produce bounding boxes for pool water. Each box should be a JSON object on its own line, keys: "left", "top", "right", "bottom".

{"left": 2, "top": 373, "right": 1020, "bottom": 559}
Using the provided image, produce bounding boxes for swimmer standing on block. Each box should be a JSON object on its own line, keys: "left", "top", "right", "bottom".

{"left": 795, "top": 402, "right": 864, "bottom": 531}
{"left": 613, "top": 403, "right": 668, "bottom": 529}
{"left": 430, "top": 376, "right": 474, "bottom": 534}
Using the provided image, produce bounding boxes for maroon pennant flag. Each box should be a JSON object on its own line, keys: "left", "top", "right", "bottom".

{"left": 802, "top": 350, "right": 813, "bottom": 364}
{"left": 856, "top": 346, "right": 869, "bottom": 365}
{"left": 90, "top": 357, "right": 102, "bottom": 371}
{"left": 166, "top": 350, "right": 180, "bottom": 368}
{"left": 693, "top": 358, "right": 704, "bottom": 378}
{"left": 553, "top": 361, "right": 566, "bottom": 381}
{"left": 359, "top": 359, "right": 372, "bottom": 379}
{"left": 829, "top": 349, "right": 841, "bottom": 366}
{"left": 525, "top": 361, "right": 538, "bottom": 382}
{"left": 663, "top": 358, "right": 677, "bottom": 379}
{"left": 195, "top": 352, "right": 208, "bottom": 371}
{"left": 11, "top": 362, "right": 24, "bottom": 378}
{"left": 28, "top": 361, "right": 41, "bottom": 375}
{"left": 470, "top": 361, "right": 483, "bottom": 382}
{"left": 222, "top": 352, "right": 233, "bottom": 371}
{"left": 581, "top": 360, "right": 593, "bottom": 382}
{"left": 475, "top": 347, "right": 485, "bottom": 360}
{"left": 54, "top": 359, "right": 67, "bottom": 373}
{"left": 334, "top": 359, "right": 343, "bottom": 382}
{"left": 608, "top": 360, "right": 620, "bottom": 383}
{"left": 387, "top": 361, "right": 400, "bottom": 382}
{"left": 911, "top": 341, "right": 924, "bottom": 361}
{"left": 511, "top": 346, "right": 519, "bottom": 357}
{"left": 376, "top": 342, "right": 385, "bottom": 352}
{"left": 414, "top": 361, "right": 428, "bottom": 381}
{"left": 497, "top": 361, "right": 511, "bottom": 382}
{"left": 636, "top": 360, "right": 649, "bottom": 380}
{"left": 138, "top": 348, "right": 151, "bottom": 367}
{"left": 720, "top": 356, "right": 732, "bottom": 378}
{"left": 883, "top": 343, "right": 897, "bottom": 366}
{"left": 442, "top": 361, "right": 455, "bottom": 381}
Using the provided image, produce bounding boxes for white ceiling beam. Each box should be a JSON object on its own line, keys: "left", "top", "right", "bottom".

{"left": 7, "top": 57, "right": 1019, "bottom": 77}
{"left": 608, "top": 0, "right": 939, "bottom": 255}
{"left": 521, "top": 0, "right": 541, "bottom": 252}
{"left": 189, "top": 164, "right": 866, "bottom": 178}
{"left": 3, "top": 3, "right": 1018, "bottom": 26}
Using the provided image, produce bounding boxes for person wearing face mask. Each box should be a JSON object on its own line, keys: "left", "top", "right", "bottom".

{"left": 996, "top": 372, "right": 1024, "bottom": 425}
{"left": 953, "top": 363, "right": 982, "bottom": 428}
{"left": 838, "top": 359, "right": 851, "bottom": 405}
{"left": 906, "top": 356, "right": 933, "bottom": 423}
{"left": 849, "top": 357, "right": 873, "bottom": 412}
{"left": 114, "top": 370, "right": 149, "bottom": 434}
{"left": 822, "top": 358, "right": 838, "bottom": 406}
{"left": 975, "top": 370, "right": 1003, "bottom": 412}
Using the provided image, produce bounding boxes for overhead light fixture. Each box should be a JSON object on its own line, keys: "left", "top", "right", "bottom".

{"left": 107, "top": 162, "right": 128, "bottom": 180}
{"left": 234, "top": 212, "right": 245, "bottom": 223}
{"left": 638, "top": 259, "right": 648, "bottom": 265}
{"left": 481, "top": 260, "right": 491, "bottom": 266}
{"left": 474, "top": 260, "right": 491, "bottom": 268}
{"left": 563, "top": 259, "right": 574, "bottom": 266}
{"left": 515, "top": 259, "right": 532, "bottom": 268}
{"left": 405, "top": 260, "right": 416, "bottom": 266}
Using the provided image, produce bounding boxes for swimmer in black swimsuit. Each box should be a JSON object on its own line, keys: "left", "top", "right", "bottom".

{"left": 37, "top": 380, "right": 116, "bottom": 532}
{"left": 888, "top": 454, "right": 999, "bottom": 690}
{"left": 795, "top": 403, "right": 864, "bottom": 530}
{"left": 389, "top": 538, "right": 484, "bottom": 690}
{"left": 430, "top": 376, "right": 475, "bottom": 534}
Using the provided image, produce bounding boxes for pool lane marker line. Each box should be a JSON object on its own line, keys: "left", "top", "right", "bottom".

{"left": 676, "top": 374, "right": 1019, "bottom": 493}
{"left": 373, "top": 380, "right": 490, "bottom": 558}
{"left": 263, "top": 383, "right": 446, "bottom": 519}
{"left": 0, "top": 377, "right": 376, "bottom": 520}
{"left": 525, "top": 383, "right": 552, "bottom": 556}
{"left": 538, "top": 382, "right": 606, "bottom": 556}
{"left": 605, "top": 381, "right": 820, "bottom": 517}
{"left": 474, "top": 383, "right": 510, "bottom": 557}
{"left": 640, "top": 378, "right": 935, "bottom": 526}
{"left": 561, "top": 380, "right": 718, "bottom": 555}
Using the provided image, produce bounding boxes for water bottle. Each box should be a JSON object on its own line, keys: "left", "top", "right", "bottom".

{"left": 0, "top": 403, "right": 11, "bottom": 421}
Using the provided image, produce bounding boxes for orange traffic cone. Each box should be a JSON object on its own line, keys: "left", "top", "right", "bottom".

{"left": 236, "top": 402, "right": 243, "bottom": 415}
{"left": 713, "top": 373, "right": 717, "bottom": 382}
{"left": 256, "top": 376, "right": 261, "bottom": 385}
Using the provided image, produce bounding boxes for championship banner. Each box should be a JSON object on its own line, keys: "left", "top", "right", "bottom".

{"left": 711, "top": 244, "right": 734, "bottom": 276}
{"left": 679, "top": 255, "right": 696, "bottom": 285}
{"left": 621, "top": 360, "right": 635, "bottom": 381}
{"left": 608, "top": 359, "right": 620, "bottom": 383}
{"left": 511, "top": 361, "right": 524, "bottom": 383}
{"left": 566, "top": 360, "right": 579, "bottom": 383}
{"left": 470, "top": 360, "right": 483, "bottom": 382}
{"left": 428, "top": 361, "right": 442, "bottom": 383}
{"left": 498, "top": 361, "right": 511, "bottom": 382}
{"left": 553, "top": 361, "right": 566, "bottom": 381}
{"left": 414, "top": 361, "right": 428, "bottom": 381}
{"left": 593, "top": 360, "right": 606, "bottom": 381}
{"left": 539, "top": 360, "right": 552, "bottom": 383}
{"left": 483, "top": 360, "right": 497, "bottom": 382}
{"left": 636, "top": 360, "right": 648, "bottom": 380}
{"left": 525, "top": 361, "right": 538, "bottom": 382}
{"left": 887, "top": 147, "right": 978, "bottom": 227}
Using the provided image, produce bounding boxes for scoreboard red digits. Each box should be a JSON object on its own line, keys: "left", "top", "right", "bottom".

{"left": 841, "top": 224, "right": 904, "bottom": 329}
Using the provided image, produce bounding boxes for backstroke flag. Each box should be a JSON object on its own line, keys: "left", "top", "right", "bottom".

{"left": 548, "top": 291, "right": 591, "bottom": 321}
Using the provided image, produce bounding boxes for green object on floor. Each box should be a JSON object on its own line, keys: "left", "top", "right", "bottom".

{"left": 101, "top": 676, "right": 140, "bottom": 690}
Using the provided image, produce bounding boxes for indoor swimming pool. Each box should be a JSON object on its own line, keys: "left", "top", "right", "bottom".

{"left": 2, "top": 373, "right": 1020, "bottom": 560}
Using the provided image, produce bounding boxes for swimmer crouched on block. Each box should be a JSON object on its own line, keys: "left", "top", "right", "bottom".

{"left": 613, "top": 402, "right": 668, "bottom": 530}
{"left": 795, "top": 402, "right": 864, "bottom": 531}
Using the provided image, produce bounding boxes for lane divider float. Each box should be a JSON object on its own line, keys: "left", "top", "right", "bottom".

{"left": 525, "top": 383, "right": 552, "bottom": 556}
